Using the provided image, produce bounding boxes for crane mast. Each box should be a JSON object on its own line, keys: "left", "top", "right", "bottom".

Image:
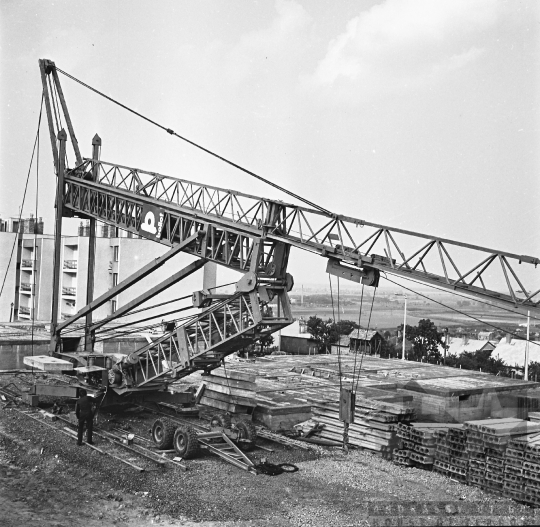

{"left": 38, "top": 59, "right": 540, "bottom": 397}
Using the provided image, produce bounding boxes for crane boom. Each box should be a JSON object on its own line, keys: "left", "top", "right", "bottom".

{"left": 65, "top": 157, "right": 540, "bottom": 313}
{"left": 36, "top": 58, "right": 540, "bottom": 396}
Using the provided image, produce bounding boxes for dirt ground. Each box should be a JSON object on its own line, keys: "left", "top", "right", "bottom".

{"left": 1, "top": 375, "right": 540, "bottom": 526}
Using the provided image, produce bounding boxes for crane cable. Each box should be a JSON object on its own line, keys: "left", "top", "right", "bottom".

{"left": 30, "top": 103, "right": 41, "bottom": 379}
{"left": 0, "top": 95, "right": 44, "bottom": 303}
{"left": 354, "top": 288, "right": 377, "bottom": 394}
{"left": 350, "top": 284, "right": 365, "bottom": 392}
{"left": 55, "top": 67, "right": 332, "bottom": 216}
{"left": 328, "top": 274, "right": 342, "bottom": 391}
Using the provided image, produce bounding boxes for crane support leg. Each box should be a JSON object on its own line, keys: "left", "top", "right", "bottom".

{"left": 51, "top": 230, "right": 205, "bottom": 354}
{"left": 50, "top": 130, "right": 67, "bottom": 355}
{"left": 84, "top": 135, "right": 101, "bottom": 353}
{"left": 90, "top": 258, "right": 207, "bottom": 332}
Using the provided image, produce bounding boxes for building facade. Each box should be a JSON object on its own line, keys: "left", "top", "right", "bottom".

{"left": 0, "top": 218, "right": 208, "bottom": 324}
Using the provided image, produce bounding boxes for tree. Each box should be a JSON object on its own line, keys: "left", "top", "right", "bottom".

{"left": 398, "top": 319, "right": 444, "bottom": 363}
{"left": 258, "top": 334, "right": 274, "bottom": 355}
{"left": 380, "top": 340, "right": 398, "bottom": 359}
{"left": 445, "top": 349, "right": 509, "bottom": 376}
{"left": 334, "top": 319, "right": 359, "bottom": 336}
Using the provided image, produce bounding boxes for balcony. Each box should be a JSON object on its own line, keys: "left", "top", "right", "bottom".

{"left": 19, "top": 306, "right": 31, "bottom": 316}
{"left": 63, "top": 260, "right": 77, "bottom": 270}
{"left": 62, "top": 286, "right": 77, "bottom": 296}
{"left": 19, "top": 282, "right": 33, "bottom": 293}
{"left": 21, "top": 259, "right": 33, "bottom": 268}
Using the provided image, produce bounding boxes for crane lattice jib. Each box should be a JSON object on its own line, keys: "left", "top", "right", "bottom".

{"left": 65, "top": 158, "right": 540, "bottom": 313}
{"left": 115, "top": 290, "right": 291, "bottom": 390}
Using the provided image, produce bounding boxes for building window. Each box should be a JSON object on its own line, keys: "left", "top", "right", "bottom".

{"left": 112, "top": 273, "right": 118, "bottom": 287}
{"left": 111, "top": 300, "right": 117, "bottom": 314}
{"left": 113, "top": 246, "right": 119, "bottom": 262}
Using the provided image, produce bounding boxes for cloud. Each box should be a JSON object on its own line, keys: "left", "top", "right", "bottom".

{"left": 307, "top": 0, "right": 503, "bottom": 100}
{"left": 224, "top": 0, "right": 313, "bottom": 87}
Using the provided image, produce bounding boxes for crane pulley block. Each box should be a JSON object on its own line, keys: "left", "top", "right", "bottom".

{"left": 326, "top": 259, "right": 380, "bottom": 287}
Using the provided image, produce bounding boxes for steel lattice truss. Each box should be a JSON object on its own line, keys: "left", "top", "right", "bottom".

{"left": 65, "top": 159, "right": 540, "bottom": 313}
{"left": 123, "top": 291, "right": 292, "bottom": 387}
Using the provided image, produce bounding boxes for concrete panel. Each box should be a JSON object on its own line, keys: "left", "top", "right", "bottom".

{"left": 23, "top": 355, "right": 73, "bottom": 371}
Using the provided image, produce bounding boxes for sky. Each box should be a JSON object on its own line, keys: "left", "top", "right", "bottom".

{"left": 1, "top": 0, "right": 539, "bottom": 294}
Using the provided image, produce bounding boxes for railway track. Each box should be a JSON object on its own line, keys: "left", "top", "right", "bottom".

{"left": 13, "top": 408, "right": 188, "bottom": 472}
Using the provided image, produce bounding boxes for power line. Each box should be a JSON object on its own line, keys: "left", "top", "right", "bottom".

{"left": 385, "top": 271, "right": 540, "bottom": 323}
{"left": 382, "top": 274, "right": 540, "bottom": 348}
{"left": 0, "top": 95, "right": 44, "bottom": 302}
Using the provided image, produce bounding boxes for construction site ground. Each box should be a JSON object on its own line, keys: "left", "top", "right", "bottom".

{"left": 0, "top": 374, "right": 539, "bottom": 526}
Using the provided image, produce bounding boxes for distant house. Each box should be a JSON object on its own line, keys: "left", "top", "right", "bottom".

{"left": 330, "top": 329, "right": 384, "bottom": 356}
{"left": 279, "top": 319, "right": 320, "bottom": 355}
{"left": 438, "top": 337, "right": 496, "bottom": 357}
{"left": 493, "top": 338, "right": 540, "bottom": 368}
{"left": 478, "top": 331, "right": 495, "bottom": 341}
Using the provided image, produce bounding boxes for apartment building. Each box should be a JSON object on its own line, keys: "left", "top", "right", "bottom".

{"left": 0, "top": 218, "right": 206, "bottom": 324}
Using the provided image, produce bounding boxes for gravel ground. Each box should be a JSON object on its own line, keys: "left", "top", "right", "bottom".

{"left": 2, "top": 374, "right": 540, "bottom": 526}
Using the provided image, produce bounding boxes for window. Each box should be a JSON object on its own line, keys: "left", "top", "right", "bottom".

{"left": 111, "top": 300, "right": 117, "bottom": 314}
{"left": 112, "top": 273, "right": 118, "bottom": 287}
{"left": 113, "top": 246, "right": 119, "bottom": 262}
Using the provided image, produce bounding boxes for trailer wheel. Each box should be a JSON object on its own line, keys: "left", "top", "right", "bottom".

{"left": 152, "top": 419, "right": 176, "bottom": 450}
{"left": 235, "top": 420, "right": 257, "bottom": 451}
{"left": 210, "top": 413, "right": 231, "bottom": 430}
{"left": 173, "top": 426, "right": 199, "bottom": 459}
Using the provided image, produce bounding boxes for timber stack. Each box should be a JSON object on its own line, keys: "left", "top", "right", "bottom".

{"left": 310, "top": 395, "right": 414, "bottom": 457}
{"left": 198, "top": 368, "right": 257, "bottom": 415}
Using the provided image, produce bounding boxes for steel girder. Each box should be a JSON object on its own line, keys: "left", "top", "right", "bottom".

{"left": 66, "top": 159, "right": 540, "bottom": 313}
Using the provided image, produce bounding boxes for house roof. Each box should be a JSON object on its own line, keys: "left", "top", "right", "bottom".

{"left": 437, "top": 337, "right": 496, "bottom": 357}
{"left": 493, "top": 338, "right": 540, "bottom": 368}
{"left": 335, "top": 329, "right": 382, "bottom": 347}
{"left": 279, "top": 320, "right": 312, "bottom": 339}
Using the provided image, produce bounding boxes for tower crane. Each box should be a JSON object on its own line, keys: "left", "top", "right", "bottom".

{"left": 36, "top": 59, "right": 540, "bottom": 405}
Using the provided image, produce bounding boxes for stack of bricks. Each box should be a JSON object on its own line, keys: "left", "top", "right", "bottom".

{"left": 394, "top": 423, "right": 454, "bottom": 469}
{"left": 433, "top": 425, "right": 468, "bottom": 484}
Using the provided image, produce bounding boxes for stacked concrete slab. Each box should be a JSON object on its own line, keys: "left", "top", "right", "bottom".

{"left": 433, "top": 425, "right": 469, "bottom": 483}
{"left": 310, "top": 396, "right": 413, "bottom": 457}
{"left": 199, "top": 368, "right": 257, "bottom": 414}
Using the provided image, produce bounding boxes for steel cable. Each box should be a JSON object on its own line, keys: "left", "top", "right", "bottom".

{"left": 55, "top": 67, "right": 332, "bottom": 215}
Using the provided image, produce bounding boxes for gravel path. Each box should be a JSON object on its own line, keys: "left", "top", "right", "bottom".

{"left": 1, "top": 381, "right": 540, "bottom": 526}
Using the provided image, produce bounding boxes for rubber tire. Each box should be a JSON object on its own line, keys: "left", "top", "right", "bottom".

{"left": 173, "top": 426, "right": 199, "bottom": 459}
{"left": 210, "top": 413, "right": 232, "bottom": 430}
{"left": 235, "top": 420, "right": 257, "bottom": 452}
{"left": 152, "top": 419, "right": 176, "bottom": 450}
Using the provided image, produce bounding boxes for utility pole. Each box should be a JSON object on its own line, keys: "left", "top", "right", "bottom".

{"left": 395, "top": 293, "right": 408, "bottom": 360}
{"left": 443, "top": 327, "right": 449, "bottom": 366}
{"left": 402, "top": 296, "right": 407, "bottom": 360}
{"left": 525, "top": 310, "right": 530, "bottom": 381}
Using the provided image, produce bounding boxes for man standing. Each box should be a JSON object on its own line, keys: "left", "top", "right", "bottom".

{"left": 75, "top": 389, "right": 94, "bottom": 446}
